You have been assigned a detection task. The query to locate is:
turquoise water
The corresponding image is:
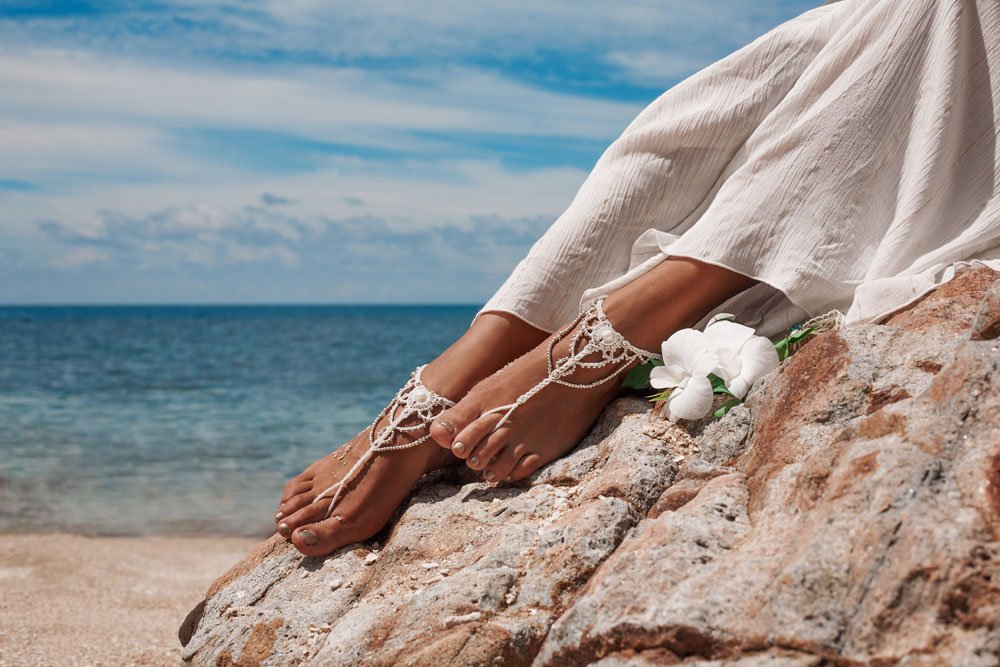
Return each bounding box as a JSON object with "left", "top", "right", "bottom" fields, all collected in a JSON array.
[{"left": 0, "top": 305, "right": 478, "bottom": 536}]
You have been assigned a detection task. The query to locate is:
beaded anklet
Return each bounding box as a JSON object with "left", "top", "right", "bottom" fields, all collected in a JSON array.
[
  {"left": 482, "top": 297, "right": 661, "bottom": 432},
  {"left": 311, "top": 365, "right": 453, "bottom": 519}
]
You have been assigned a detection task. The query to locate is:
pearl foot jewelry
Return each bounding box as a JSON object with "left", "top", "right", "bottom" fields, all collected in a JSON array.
[
  {"left": 311, "top": 365, "right": 454, "bottom": 518},
  {"left": 482, "top": 297, "right": 661, "bottom": 432}
]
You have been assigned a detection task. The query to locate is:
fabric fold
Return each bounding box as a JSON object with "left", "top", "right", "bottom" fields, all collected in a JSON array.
[{"left": 480, "top": 0, "right": 1000, "bottom": 338}]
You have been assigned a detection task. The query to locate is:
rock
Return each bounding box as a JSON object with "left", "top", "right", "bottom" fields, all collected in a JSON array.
[
  {"left": 180, "top": 398, "right": 680, "bottom": 666},
  {"left": 181, "top": 266, "right": 1000, "bottom": 666},
  {"left": 971, "top": 277, "right": 1000, "bottom": 341},
  {"left": 536, "top": 266, "right": 1000, "bottom": 666}
]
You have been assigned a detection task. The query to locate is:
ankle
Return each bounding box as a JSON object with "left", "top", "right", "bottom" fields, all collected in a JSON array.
[
  {"left": 421, "top": 313, "right": 547, "bottom": 399},
  {"left": 534, "top": 299, "right": 659, "bottom": 393},
  {"left": 420, "top": 357, "right": 481, "bottom": 401},
  {"left": 598, "top": 294, "right": 689, "bottom": 354},
  {"left": 599, "top": 257, "right": 758, "bottom": 351}
]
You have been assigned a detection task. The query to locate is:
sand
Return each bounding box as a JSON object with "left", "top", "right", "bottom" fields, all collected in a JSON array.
[{"left": 0, "top": 534, "right": 257, "bottom": 666}]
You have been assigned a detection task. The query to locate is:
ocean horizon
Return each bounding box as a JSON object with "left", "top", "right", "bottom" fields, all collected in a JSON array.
[{"left": 0, "top": 304, "right": 481, "bottom": 537}]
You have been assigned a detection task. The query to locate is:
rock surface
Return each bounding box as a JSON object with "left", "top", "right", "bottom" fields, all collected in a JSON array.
[{"left": 180, "top": 266, "right": 1000, "bottom": 666}]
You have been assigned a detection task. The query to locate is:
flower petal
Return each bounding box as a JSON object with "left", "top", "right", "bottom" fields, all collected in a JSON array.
[
  {"left": 690, "top": 349, "right": 722, "bottom": 378},
  {"left": 703, "top": 320, "right": 756, "bottom": 353},
  {"left": 649, "top": 364, "right": 686, "bottom": 389},
  {"left": 702, "top": 320, "right": 755, "bottom": 379},
  {"left": 666, "top": 373, "right": 715, "bottom": 421},
  {"left": 660, "top": 328, "right": 709, "bottom": 372},
  {"left": 705, "top": 312, "right": 736, "bottom": 327},
  {"left": 728, "top": 335, "right": 780, "bottom": 398},
  {"left": 715, "top": 350, "right": 742, "bottom": 381}
]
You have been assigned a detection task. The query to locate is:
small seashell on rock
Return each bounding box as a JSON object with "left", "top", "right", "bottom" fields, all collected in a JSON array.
[{"left": 442, "top": 611, "right": 482, "bottom": 628}]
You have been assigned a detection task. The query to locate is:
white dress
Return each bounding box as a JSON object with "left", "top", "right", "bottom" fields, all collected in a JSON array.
[{"left": 479, "top": 0, "right": 1000, "bottom": 338}]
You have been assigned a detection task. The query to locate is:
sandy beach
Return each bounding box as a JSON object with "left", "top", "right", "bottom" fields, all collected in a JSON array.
[{"left": 0, "top": 534, "right": 256, "bottom": 666}]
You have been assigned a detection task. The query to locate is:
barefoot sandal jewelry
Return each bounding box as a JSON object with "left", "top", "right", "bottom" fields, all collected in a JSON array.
[
  {"left": 482, "top": 297, "right": 661, "bottom": 432},
  {"left": 311, "top": 365, "right": 453, "bottom": 518}
]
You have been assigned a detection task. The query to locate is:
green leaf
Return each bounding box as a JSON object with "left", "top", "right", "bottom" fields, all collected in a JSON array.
[
  {"left": 773, "top": 325, "right": 818, "bottom": 361},
  {"left": 622, "top": 359, "right": 663, "bottom": 389},
  {"left": 647, "top": 390, "right": 672, "bottom": 403},
  {"left": 713, "top": 398, "right": 742, "bottom": 419},
  {"left": 788, "top": 326, "right": 817, "bottom": 343},
  {"left": 706, "top": 373, "right": 736, "bottom": 396}
]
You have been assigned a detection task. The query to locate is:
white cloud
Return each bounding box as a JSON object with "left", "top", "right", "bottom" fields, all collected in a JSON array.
[
  {"left": 48, "top": 246, "right": 109, "bottom": 269},
  {"left": 605, "top": 51, "right": 714, "bottom": 87},
  {"left": 0, "top": 47, "right": 639, "bottom": 243},
  {"left": 28, "top": 196, "right": 553, "bottom": 303},
  {"left": 223, "top": 243, "right": 300, "bottom": 267},
  {"left": 0, "top": 50, "right": 641, "bottom": 145},
  {"left": 142, "top": 0, "right": 817, "bottom": 78},
  {"left": 0, "top": 0, "right": 821, "bottom": 302},
  {"left": 3, "top": 155, "right": 589, "bottom": 259},
  {"left": 0, "top": 122, "right": 172, "bottom": 179}
]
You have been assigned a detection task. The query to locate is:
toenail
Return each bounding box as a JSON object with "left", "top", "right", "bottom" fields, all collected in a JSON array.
[
  {"left": 505, "top": 475, "right": 512, "bottom": 482},
  {"left": 275, "top": 512, "right": 284, "bottom": 521},
  {"left": 469, "top": 455, "right": 479, "bottom": 466},
  {"left": 484, "top": 470, "right": 496, "bottom": 481},
  {"left": 298, "top": 529, "right": 319, "bottom": 545},
  {"left": 278, "top": 522, "right": 291, "bottom": 536},
  {"left": 439, "top": 418, "right": 456, "bottom": 434},
  {"left": 452, "top": 441, "right": 466, "bottom": 455}
]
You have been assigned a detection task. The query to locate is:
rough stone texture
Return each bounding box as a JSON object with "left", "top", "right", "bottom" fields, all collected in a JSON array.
[
  {"left": 180, "top": 398, "right": 684, "bottom": 666},
  {"left": 181, "top": 266, "right": 1000, "bottom": 666}
]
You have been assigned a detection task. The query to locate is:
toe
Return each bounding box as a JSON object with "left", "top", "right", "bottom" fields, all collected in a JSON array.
[
  {"left": 280, "top": 480, "right": 312, "bottom": 504},
  {"left": 508, "top": 453, "right": 544, "bottom": 481},
  {"left": 276, "top": 488, "right": 315, "bottom": 521},
  {"left": 279, "top": 497, "right": 329, "bottom": 537},
  {"left": 430, "top": 404, "right": 477, "bottom": 451},
  {"left": 451, "top": 411, "right": 504, "bottom": 462},
  {"left": 292, "top": 515, "right": 361, "bottom": 557},
  {"left": 483, "top": 443, "right": 524, "bottom": 483},
  {"left": 467, "top": 431, "right": 508, "bottom": 472}
]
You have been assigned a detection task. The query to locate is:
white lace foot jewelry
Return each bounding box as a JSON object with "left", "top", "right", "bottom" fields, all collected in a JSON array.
[
  {"left": 311, "top": 365, "right": 454, "bottom": 519},
  {"left": 482, "top": 297, "right": 662, "bottom": 432},
  {"left": 802, "top": 308, "right": 845, "bottom": 333}
]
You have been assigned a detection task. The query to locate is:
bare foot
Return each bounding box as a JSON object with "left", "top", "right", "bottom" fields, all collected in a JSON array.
[
  {"left": 275, "top": 412, "right": 456, "bottom": 557},
  {"left": 274, "top": 313, "right": 547, "bottom": 557},
  {"left": 429, "top": 257, "right": 761, "bottom": 484},
  {"left": 429, "top": 303, "right": 654, "bottom": 484}
]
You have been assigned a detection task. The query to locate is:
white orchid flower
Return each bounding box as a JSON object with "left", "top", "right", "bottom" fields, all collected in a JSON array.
[
  {"left": 649, "top": 329, "right": 720, "bottom": 421},
  {"left": 705, "top": 312, "right": 736, "bottom": 327},
  {"left": 702, "top": 320, "right": 779, "bottom": 399}
]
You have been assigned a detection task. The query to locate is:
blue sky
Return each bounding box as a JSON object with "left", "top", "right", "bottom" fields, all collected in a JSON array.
[{"left": 0, "top": 0, "right": 819, "bottom": 304}]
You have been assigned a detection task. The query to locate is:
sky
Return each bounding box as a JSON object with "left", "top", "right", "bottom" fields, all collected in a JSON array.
[{"left": 0, "top": 0, "right": 819, "bottom": 304}]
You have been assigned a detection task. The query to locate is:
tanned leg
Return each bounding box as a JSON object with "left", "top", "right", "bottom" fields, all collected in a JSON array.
[
  {"left": 429, "top": 257, "right": 757, "bottom": 482},
  {"left": 276, "top": 312, "right": 547, "bottom": 557}
]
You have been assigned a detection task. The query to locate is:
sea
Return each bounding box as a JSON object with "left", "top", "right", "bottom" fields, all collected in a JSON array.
[{"left": 0, "top": 305, "right": 479, "bottom": 537}]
